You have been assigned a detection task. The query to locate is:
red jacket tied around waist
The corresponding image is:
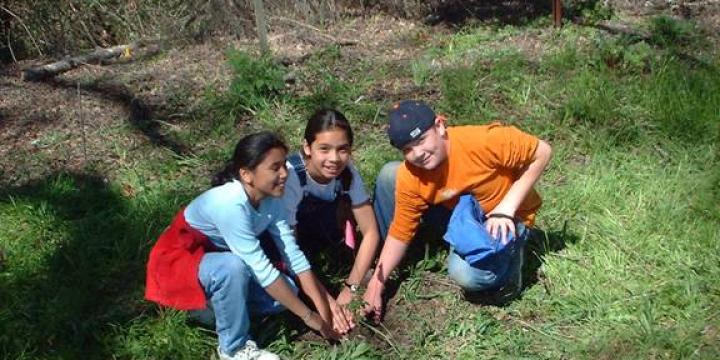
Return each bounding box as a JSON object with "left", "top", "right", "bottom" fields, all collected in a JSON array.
[{"left": 145, "top": 209, "right": 215, "bottom": 310}]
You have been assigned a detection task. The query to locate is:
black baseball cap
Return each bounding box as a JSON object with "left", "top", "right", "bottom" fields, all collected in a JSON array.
[{"left": 387, "top": 100, "right": 436, "bottom": 149}]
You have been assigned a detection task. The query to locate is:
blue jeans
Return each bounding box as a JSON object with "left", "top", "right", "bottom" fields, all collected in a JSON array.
[
  {"left": 373, "top": 161, "right": 527, "bottom": 293},
  {"left": 197, "top": 252, "right": 297, "bottom": 355}
]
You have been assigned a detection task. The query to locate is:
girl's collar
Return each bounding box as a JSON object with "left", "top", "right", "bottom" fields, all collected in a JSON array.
[
  {"left": 300, "top": 153, "right": 334, "bottom": 186},
  {"left": 234, "top": 179, "right": 264, "bottom": 210}
]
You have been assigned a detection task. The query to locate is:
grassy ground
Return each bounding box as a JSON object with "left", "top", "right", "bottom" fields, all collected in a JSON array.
[{"left": 1, "top": 12, "right": 719, "bottom": 360}]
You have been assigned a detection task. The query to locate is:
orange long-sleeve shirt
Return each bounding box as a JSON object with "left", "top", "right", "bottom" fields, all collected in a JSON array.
[{"left": 388, "top": 123, "right": 542, "bottom": 243}]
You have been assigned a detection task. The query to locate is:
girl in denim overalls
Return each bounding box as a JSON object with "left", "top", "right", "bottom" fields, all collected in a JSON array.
[{"left": 281, "top": 109, "right": 380, "bottom": 334}]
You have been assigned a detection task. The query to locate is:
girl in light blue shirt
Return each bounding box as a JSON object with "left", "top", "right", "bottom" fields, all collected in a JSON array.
[{"left": 146, "top": 132, "right": 338, "bottom": 360}]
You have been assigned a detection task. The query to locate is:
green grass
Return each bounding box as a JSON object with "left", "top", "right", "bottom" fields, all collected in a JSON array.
[{"left": 1, "top": 15, "right": 719, "bottom": 359}]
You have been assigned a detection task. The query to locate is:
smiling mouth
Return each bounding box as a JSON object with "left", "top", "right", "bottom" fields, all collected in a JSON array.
[{"left": 324, "top": 166, "right": 341, "bottom": 174}]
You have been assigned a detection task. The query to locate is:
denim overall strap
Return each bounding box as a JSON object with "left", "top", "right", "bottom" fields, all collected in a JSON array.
[
  {"left": 287, "top": 152, "right": 307, "bottom": 188},
  {"left": 289, "top": 153, "right": 355, "bottom": 274},
  {"left": 288, "top": 151, "right": 344, "bottom": 198}
]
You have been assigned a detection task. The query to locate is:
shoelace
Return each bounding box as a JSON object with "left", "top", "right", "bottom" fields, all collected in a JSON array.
[{"left": 237, "top": 341, "right": 260, "bottom": 359}]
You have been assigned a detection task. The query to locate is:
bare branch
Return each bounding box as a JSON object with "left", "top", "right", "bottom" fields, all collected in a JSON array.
[
  {"left": 22, "top": 41, "right": 160, "bottom": 81},
  {"left": 0, "top": 4, "right": 44, "bottom": 57},
  {"left": 269, "top": 15, "right": 358, "bottom": 46},
  {"left": 6, "top": 30, "right": 18, "bottom": 63}
]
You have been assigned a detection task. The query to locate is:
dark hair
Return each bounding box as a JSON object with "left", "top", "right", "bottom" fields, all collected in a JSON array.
[
  {"left": 304, "top": 109, "right": 354, "bottom": 148},
  {"left": 303, "top": 109, "right": 354, "bottom": 189},
  {"left": 303, "top": 109, "right": 356, "bottom": 231},
  {"left": 212, "top": 131, "right": 288, "bottom": 187}
]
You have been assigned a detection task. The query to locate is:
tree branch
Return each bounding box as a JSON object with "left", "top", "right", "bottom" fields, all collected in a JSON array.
[
  {"left": 22, "top": 41, "right": 159, "bottom": 81},
  {"left": 0, "top": 4, "right": 44, "bottom": 57},
  {"left": 269, "top": 15, "right": 358, "bottom": 46}
]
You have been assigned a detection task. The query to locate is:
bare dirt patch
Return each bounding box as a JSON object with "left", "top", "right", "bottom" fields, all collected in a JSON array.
[{"left": 0, "top": 14, "right": 441, "bottom": 188}]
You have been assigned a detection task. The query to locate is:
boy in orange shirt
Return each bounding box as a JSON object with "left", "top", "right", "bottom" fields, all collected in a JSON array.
[{"left": 364, "top": 100, "right": 552, "bottom": 321}]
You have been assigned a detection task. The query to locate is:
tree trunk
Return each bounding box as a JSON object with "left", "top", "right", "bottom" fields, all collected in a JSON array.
[{"left": 252, "top": 0, "right": 269, "bottom": 54}]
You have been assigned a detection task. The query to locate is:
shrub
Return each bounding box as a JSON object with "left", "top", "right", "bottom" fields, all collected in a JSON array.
[
  {"left": 650, "top": 15, "right": 699, "bottom": 49},
  {"left": 223, "top": 50, "right": 287, "bottom": 114},
  {"left": 563, "top": 0, "right": 613, "bottom": 22}
]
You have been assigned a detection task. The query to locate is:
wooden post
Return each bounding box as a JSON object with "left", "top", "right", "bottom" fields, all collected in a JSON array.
[
  {"left": 252, "top": 0, "right": 269, "bottom": 54},
  {"left": 552, "top": 0, "right": 563, "bottom": 28}
]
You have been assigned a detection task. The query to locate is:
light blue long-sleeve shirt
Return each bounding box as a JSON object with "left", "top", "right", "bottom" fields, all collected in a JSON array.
[{"left": 184, "top": 180, "right": 311, "bottom": 287}]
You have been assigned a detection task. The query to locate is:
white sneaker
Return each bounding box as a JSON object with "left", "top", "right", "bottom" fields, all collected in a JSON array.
[{"left": 217, "top": 340, "right": 280, "bottom": 360}]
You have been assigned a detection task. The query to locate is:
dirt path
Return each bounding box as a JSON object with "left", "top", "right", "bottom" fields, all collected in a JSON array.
[{"left": 0, "top": 36, "right": 237, "bottom": 186}]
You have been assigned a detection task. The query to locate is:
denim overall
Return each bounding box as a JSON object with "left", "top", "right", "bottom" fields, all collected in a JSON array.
[{"left": 287, "top": 152, "right": 356, "bottom": 272}]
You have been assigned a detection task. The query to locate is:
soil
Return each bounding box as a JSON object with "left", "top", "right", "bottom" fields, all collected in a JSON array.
[{"left": 0, "top": 13, "right": 444, "bottom": 188}]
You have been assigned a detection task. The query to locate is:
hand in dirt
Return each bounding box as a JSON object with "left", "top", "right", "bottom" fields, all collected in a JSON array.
[
  {"left": 331, "top": 290, "right": 355, "bottom": 334},
  {"left": 363, "top": 278, "right": 384, "bottom": 323},
  {"left": 336, "top": 286, "right": 354, "bottom": 308},
  {"left": 336, "top": 288, "right": 359, "bottom": 321},
  {"left": 304, "top": 312, "right": 341, "bottom": 341},
  {"left": 485, "top": 215, "right": 515, "bottom": 245}
]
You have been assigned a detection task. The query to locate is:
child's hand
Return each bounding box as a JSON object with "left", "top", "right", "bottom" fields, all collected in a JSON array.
[
  {"left": 336, "top": 287, "right": 359, "bottom": 328},
  {"left": 336, "top": 286, "right": 354, "bottom": 308},
  {"left": 304, "top": 311, "right": 341, "bottom": 340},
  {"left": 363, "top": 278, "right": 384, "bottom": 323},
  {"left": 485, "top": 214, "right": 516, "bottom": 245},
  {"left": 328, "top": 295, "right": 355, "bottom": 334}
]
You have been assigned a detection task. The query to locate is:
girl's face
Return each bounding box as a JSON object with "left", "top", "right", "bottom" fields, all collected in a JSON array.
[
  {"left": 240, "top": 147, "right": 289, "bottom": 199},
  {"left": 303, "top": 128, "right": 351, "bottom": 183}
]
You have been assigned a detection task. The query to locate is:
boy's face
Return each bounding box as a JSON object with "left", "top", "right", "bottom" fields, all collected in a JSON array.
[{"left": 401, "top": 121, "right": 448, "bottom": 170}]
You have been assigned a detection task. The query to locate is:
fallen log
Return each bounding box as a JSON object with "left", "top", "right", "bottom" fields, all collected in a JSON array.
[
  {"left": 593, "top": 20, "right": 652, "bottom": 42},
  {"left": 572, "top": 16, "right": 652, "bottom": 43},
  {"left": 269, "top": 15, "right": 358, "bottom": 46},
  {"left": 22, "top": 42, "right": 157, "bottom": 81}
]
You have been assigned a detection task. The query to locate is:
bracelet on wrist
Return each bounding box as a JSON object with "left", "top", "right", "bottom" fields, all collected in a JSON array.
[
  {"left": 343, "top": 280, "right": 360, "bottom": 293},
  {"left": 485, "top": 213, "right": 515, "bottom": 221}
]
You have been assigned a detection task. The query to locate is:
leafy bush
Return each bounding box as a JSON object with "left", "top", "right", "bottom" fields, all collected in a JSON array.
[
  {"left": 294, "top": 72, "right": 349, "bottom": 113},
  {"left": 203, "top": 49, "right": 287, "bottom": 131},
  {"left": 546, "top": 30, "right": 720, "bottom": 146},
  {"left": 592, "top": 37, "right": 654, "bottom": 74},
  {"left": 226, "top": 50, "right": 286, "bottom": 113},
  {"left": 563, "top": 0, "right": 613, "bottom": 22},
  {"left": 650, "top": 15, "right": 700, "bottom": 49}
]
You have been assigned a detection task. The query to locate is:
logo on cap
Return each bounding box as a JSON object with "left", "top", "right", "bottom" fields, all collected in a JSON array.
[{"left": 410, "top": 127, "right": 422, "bottom": 139}]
